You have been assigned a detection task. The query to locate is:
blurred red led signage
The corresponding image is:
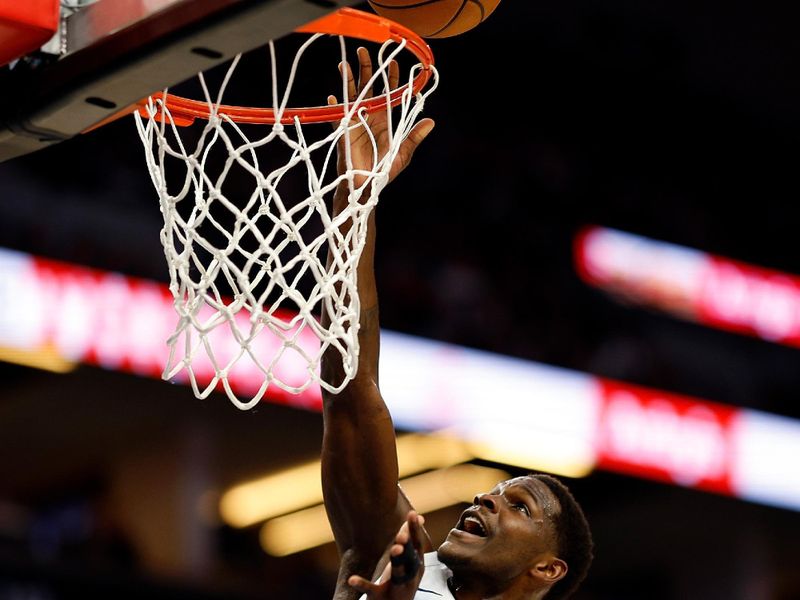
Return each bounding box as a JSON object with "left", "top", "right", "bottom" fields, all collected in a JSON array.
[
  {"left": 575, "top": 226, "right": 800, "bottom": 347},
  {"left": 0, "top": 250, "right": 320, "bottom": 408},
  {"left": 596, "top": 380, "right": 738, "bottom": 495}
]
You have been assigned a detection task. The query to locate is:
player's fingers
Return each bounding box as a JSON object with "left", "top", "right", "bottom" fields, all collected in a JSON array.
[
  {"left": 388, "top": 59, "right": 400, "bottom": 92},
  {"left": 348, "top": 575, "right": 379, "bottom": 594},
  {"left": 357, "top": 47, "right": 374, "bottom": 98},
  {"left": 327, "top": 95, "right": 343, "bottom": 132},
  {"left": 390, "top": 118, "right": 434, "bottom": 181},
  {"left": 394, "top": 520, "right": 410, "bottom": 544},
  {"left": 390, "top": 538, "right": 421, "bottom": 584},
  {"left": 408, "top": 512, "right": 426, "bottom": 550},
  {"left": 339, "top": 61, "right": 357, "bottom": 101},
  {"left": 399, "top": 118, "right": 435, "bottom": 159},
  {"left": 409, "top": 118, "right": 435, "bottom": 145}
]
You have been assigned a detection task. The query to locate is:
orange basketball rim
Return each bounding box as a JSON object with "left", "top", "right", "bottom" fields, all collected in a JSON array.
[{"left": 90, "top": 8, "right": 434, "bottom": 130}]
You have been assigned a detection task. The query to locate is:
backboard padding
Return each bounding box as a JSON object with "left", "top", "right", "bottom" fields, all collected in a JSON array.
[{"left": 0, "top": 0, "right": 362, "bottom": 163}]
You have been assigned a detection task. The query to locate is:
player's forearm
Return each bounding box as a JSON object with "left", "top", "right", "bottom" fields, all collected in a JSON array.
[
  {"left": 356, "top": 209, "right": 378, "bottom": 313},
  {"left": 320, "top": 185, "right": 407, "bottom": 565},
  {"left": 321, "top": 185, "right": 380, "bottom": 387},
  {"left": 320, "top": 316, "right": 405, "bottom": 573}
]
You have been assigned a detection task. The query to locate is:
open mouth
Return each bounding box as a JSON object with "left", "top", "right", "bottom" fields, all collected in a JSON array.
[{"left": 458, "top": 514, "right": 488, "bottom": 537}]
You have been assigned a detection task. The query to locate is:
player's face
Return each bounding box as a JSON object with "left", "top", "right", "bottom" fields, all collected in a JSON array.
[{"left": 437, "top": 476, "right": 560, "bottom": 586}]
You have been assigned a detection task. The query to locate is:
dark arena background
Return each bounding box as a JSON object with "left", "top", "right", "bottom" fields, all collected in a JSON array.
[{"left": 1, "top": 1, "right": 799, "bottom": 599}]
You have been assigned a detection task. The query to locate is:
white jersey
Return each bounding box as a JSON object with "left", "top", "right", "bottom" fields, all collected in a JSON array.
[{"left": 358, "top": 552, "right": 455, "bottom": 599}]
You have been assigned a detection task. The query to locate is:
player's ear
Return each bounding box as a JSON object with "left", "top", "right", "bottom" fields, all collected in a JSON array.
[{"left": 530, "top": 556, "right": 567, "bottom": 585}]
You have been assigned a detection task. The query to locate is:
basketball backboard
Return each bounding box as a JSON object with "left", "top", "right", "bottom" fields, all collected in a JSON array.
[{"left": 0, "top": 0, "right": 362, "bottom": 163}]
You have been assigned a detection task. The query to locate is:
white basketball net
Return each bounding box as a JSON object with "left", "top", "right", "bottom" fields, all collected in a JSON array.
[{"left": 135, "top": 33, "right": 437, "bottom": 409}]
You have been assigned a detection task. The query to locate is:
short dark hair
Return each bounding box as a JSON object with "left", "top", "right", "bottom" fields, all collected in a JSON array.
[{"left": 530, "top": 474, "right": 594, "bottom": 600}]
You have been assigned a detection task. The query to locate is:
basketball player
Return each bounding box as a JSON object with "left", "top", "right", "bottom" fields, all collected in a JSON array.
[{"left": 321, "top": 48, "right": 593, "bottom": 600}]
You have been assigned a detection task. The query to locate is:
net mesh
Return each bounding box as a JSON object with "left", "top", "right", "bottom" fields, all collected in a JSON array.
[{"left": 135, "top": 32, "right": 437, "bottom": 409}]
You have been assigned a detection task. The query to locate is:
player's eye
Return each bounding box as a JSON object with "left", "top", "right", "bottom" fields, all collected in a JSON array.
[{"left": 512, "top": 503, "right": 530, "bottom": 516}]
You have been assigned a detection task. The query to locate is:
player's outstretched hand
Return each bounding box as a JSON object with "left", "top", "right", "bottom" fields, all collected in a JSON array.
[
  {"left": 328, "top": 46, "right": 435, "bottom": 186},
  {"left": 348, "top": 511, "right": 427, "bottom": 600}
]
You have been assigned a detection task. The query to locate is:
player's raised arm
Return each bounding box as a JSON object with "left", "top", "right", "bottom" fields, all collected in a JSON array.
[{"left": 320, "top": 47, "right": 434, "bottom": 599}]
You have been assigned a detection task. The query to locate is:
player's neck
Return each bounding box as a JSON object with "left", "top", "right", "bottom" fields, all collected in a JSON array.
[{"left": 447, "top": 576, "right": 485, "bottom": 600}]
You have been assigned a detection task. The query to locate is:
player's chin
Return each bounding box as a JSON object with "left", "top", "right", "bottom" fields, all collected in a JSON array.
[
  {"left": 437, "top": 530, "right": 487, "bottom": 564},
  {"left": 436, "top": 540, "right": 459, "bottom": 566},
  {"left": 443, "top": 527, "right": 490, "bottom": 545}
]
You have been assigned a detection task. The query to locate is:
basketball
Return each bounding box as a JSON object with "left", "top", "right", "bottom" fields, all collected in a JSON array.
[{"left": 368, "top": 0, "right": 501, "bottom": 39}]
